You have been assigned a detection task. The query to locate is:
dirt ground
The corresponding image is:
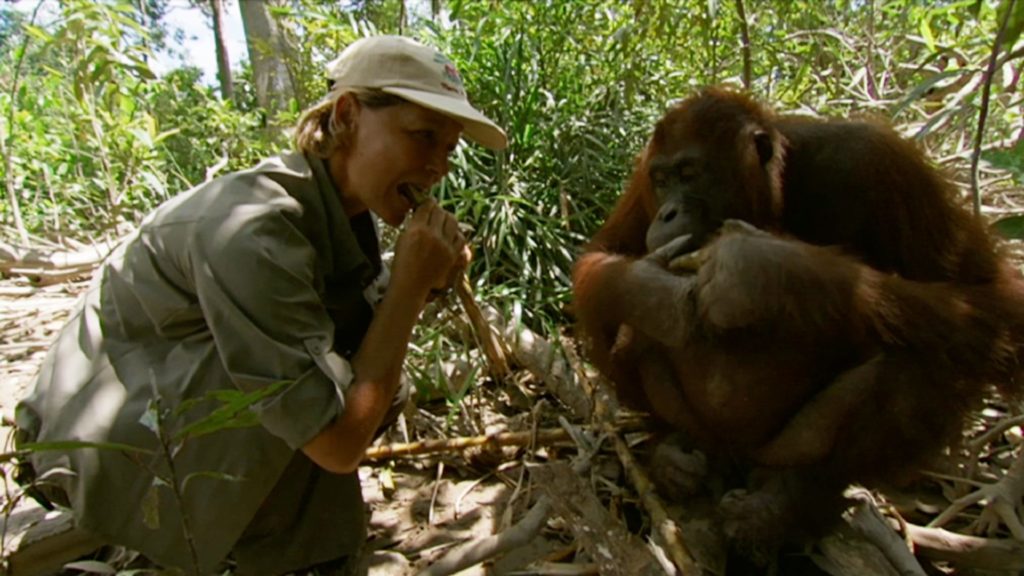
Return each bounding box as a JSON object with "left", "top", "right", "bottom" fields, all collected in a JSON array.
[
  {"left": 0, "top": 276, "right": 83, "bottom": 445},
  {"left": 0, "top": 273, "right": 609, "bottom": 574}
]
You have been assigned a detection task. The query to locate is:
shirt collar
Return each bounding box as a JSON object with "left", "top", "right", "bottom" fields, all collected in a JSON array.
[{"left": 306, "top": 154, "right": 381, "bottom": 286}]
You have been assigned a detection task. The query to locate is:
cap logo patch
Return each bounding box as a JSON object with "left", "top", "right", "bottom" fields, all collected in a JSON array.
[{"left": 433, "top": 52, "right": 465, "bottom": 95}]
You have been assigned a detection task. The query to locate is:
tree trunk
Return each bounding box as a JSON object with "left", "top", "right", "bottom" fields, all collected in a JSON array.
[
  {"left": 734, "top": 0, "right": 752, "bottom": 91},
  {"left": 1, "top": 120, "right": 29, "bottom": 246},
  {"left": 239, "top": 0, "right": 294, "bottom": 115},
  {"left": 210, "top": 0, "right": 234, "bottom": 101}
]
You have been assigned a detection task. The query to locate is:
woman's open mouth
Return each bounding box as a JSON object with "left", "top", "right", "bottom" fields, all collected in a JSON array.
[{"left": 399, "top": 183, "right": 429, "bottom": 208}]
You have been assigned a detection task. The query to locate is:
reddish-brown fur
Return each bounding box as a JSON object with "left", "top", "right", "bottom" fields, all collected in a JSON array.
[{"left": 573, "top": 88, "right": 1024, "bottom": 547}]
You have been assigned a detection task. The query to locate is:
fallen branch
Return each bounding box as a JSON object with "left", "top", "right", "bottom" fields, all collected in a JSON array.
[
  {"left": 577, "top": 362, "right": 700, "bottom": 573},
  {"left": 508, "top": 326, "right": 592, "bottom": 421},
  {"left": 906, "top": 523, "right": 1024, "bottom": 571},
  {"left": 606, "top": 421, "right": 700, "bottom": 575},
  {"left": 0, "top": 342, "right": 52, "bottom": 354},
  {"left": 968, "top": 414, "right": 1024, "bottom": 453},
  {"left": 971, "top": 448, "right": 1024, "bottom": 540},
  {"left": 814, "top": 488, "right": 926, "bottom": 576},
  {"left": 364, "top": 418, "right": 647, "bottom": 461},
  {"left": 1, "top": 266, "right": 96, "bottom": 286},
  {"left": 0, "top": 237, "right": 120, "bottom": 284},
  {"left": 418, "top": 424, "right": 602, "bottom": 576},
  {"left": 0, "top": 239, "right": 114, "bottom": 270},
  {"left": 533, "top": 460, "right": 663, "bottom": 575},
  {"left": 845, "top": 490, "right": 926, "bottom": 576},
  {"left": 417, "top": 493, "right": 552, "bottom": 576},
  {"left": 929, "top": 448, "right": 1024, "bottom": 540}
]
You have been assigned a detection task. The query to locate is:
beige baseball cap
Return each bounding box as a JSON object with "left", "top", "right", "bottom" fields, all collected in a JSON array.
[{"left": 327, "top": 36, "right": 508, "bottom": 150}]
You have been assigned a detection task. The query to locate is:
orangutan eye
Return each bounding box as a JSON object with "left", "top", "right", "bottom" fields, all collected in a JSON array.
[
  {"left": 650, "top": 169, "right": 667, "bottom": 188},
  {"left": 678, "top": 162, "right": 698, "bottom": 181}
]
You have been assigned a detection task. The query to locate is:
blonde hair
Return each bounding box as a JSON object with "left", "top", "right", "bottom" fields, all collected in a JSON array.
[{"left": 292, "top": 88, "right": 406, "bottom": 158}]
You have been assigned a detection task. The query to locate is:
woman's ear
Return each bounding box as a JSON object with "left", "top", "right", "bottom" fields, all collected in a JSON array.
[{"left": 334, "top": 93, "right": 360, "bottom": 131}]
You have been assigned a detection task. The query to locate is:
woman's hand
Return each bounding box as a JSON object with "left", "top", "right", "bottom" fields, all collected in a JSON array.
[{"left": 391, "top": 199, "right": 466, "bottom": 300}]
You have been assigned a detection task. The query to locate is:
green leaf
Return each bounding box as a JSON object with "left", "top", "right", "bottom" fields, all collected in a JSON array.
[
  {"left": 181, "top": 470, "right": 246, "bottom": 494},
  {"left": 153, "top": 128, "right": 182, "bottom": 144},
  {"left": 141, "top": 484, "right": 160, "bottom": 530},
  {"left": 140, "top": 171, "right": 167, "bottom": 199},
  {"left": 136, "top": 64, "right": 157, "bottom": 81},
  {"left": 139, "top": 404, "right": 159, "bottom": 434},
  {"left": 172, "top": 380, "right": 291, "bottom": 443},
  {"left": 19, "top": 440, "right": 154, "bottom": 455},
  {"left": 970, "top": 0, "right": 985, "bottom": 18},
  {"left": 21, "top": 23, "right": 52, "bottom": 42},
  {"left": 982, "top": 140, "right": 1024, "bottom": 183},
  {"left": 62, "top": 560, "right": 116, "bottom": 574},
  {"left": 129, "top": 127, "right": 153, "bottom": 149},
  {"left": 997, "top": 0, "right": 1024, "bottom": 46},
  {"left": 919, "top": 17, "right": 937, "bottom": 52},
  {"left": 991, "top": 215, "right": 1024, "bottom": 239},
  {"left": 892, "top": 70, "right": 969, "bottom": 115},
  {"left": 709, "top": 0, "right": 721, "bottom": 18}
]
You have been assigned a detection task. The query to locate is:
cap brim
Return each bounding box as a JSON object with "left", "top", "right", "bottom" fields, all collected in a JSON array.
[{"left": 382, "top": 87, "right": 508, "bottom": 150}]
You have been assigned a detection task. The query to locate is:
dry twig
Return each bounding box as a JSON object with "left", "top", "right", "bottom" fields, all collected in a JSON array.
[
  {"left": 533, "top": 460, "right": 664, "bottom": 575},
  {"left": 907, "top": 523, "right": 1024, "bottom": 571},
  {"left": 929, "top": 448, "right": 1024, "bottom": 540},
  {"left": 417, "top": 494, "right": 552, "bottom": 576},
  {"left": 417, "top": 421, "right": 601, "bottom": 576},
  {"left": 454, "top": 276, "right": 511, "bottom": 382},
  {"left": 813, "top": 488, "right": 926, "bottom": 576},
  {"left": 364, "top": 419, "right": 645, "bottom": 461},
  {"left": 579, "top": 353, "right": 701, "bottom": 574}
]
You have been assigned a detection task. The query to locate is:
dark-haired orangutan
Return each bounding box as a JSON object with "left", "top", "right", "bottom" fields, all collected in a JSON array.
[{"left": 572, "top": 87, "right": 1024, "bottom": 550}]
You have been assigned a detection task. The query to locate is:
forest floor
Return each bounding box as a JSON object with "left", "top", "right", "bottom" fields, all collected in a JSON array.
[
  {"left": 0, "top": 270, "right": 634, "bottom": 575},
  {"left": 3, "top": 189, "right": 1024, "bottom": 574}
]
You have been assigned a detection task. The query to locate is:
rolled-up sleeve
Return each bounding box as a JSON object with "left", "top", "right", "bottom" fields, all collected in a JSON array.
[{"left": 189, "top": 202, "right": 352, "bottom": 449}]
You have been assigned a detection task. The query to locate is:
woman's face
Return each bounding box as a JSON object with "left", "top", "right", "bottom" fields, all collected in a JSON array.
[{"left": 332, "top": 96, "right": 464, "bottom": 226}]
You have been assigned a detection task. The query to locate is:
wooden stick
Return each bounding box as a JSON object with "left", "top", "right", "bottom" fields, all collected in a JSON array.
[
  {"left": 419, "top": 424, "right": 601, "bottom": 575},
  {"left": 453, "top": 275, "right": 510, "bottom": 382},
  {"left": 418, "top": 495, "right": 553, "bottom": 576},
  {"left": 364, "top": 418, "right": 648, "bottom": 461},
  {"left": 906, "top": 523, "right": 1024, "bottom": 571},
  {"left": 404, "top": 188, "right": 510, "bottom": 383},
  {"left": 582, "top": 361, "right": 701, "bottom": 574},
  {"left": 605, "top": 423, "right": 701, "bottom": 575}
]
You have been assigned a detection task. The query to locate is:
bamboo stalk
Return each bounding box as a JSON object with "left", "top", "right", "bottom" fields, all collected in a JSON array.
[{"left": 364, "top": 418, "right": 647, "bottom": 461}]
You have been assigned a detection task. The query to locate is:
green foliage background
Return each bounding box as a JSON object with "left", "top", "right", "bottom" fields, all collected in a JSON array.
[{"left": 1, "top": 0, "right": 1022, "bottom": 333}]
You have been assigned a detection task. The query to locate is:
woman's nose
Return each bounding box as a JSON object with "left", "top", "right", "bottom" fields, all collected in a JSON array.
[{"left": 426, "top": 151, "right": 450, "bottom": 180}]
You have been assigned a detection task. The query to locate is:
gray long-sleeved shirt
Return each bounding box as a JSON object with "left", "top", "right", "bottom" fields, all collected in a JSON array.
[{"left": 17, "top": 152, "right": 384, "bottom": 573}]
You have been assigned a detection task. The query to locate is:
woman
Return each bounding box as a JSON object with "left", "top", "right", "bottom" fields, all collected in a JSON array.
[{"left": 15, "top": 35, "right": 506, "bottom": 574}]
